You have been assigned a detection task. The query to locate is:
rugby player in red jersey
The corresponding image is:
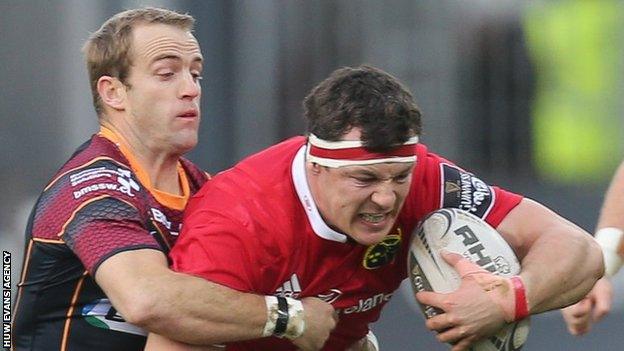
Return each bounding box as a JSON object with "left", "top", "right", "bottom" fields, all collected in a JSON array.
[{"left": 147, "top": 65, "right": 603, "bottom": 351}]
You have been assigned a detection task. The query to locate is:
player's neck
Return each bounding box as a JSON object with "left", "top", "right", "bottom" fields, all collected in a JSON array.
[
  {"left": 101, "top": 122, "right": 183, "bottom": 195},
  {"left": 138, "top": 152, "right": 182, "bottom": 195}
]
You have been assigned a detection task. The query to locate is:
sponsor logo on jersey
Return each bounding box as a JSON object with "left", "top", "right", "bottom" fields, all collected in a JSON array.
[
  {"left": 71, "top": 167, "right": 140, "bottom": 199},
  {"left": 440, "top": 164, "right": 494, "bottom": 218},
  {"left": 70, "top": 167, "right": 117, "bottom": 186},
  {"left": 275, "top": 275, "right": 344, "bottom": 304},
  {"left": 82, "top": 298, "right": 146, "bottom": 336},
  {"left": 73, "top": 183, "right": 120, "bottom": 199},
  {"left": 317, "top": 289, "right": 343, "bottom": 304},
  {"left": 275, "top": 273, "right": 302, "bottom": 298},
  {"left": 444, "top": 181, "right": 461, "bottom": 194},
  {"left": 151, "top": 208, "right": 172, "bottom": 230},
  {"left": 362, "top": 228, "right": 402, "bottom": 269},
  {"left": 341, "top": 292, "right": 393, "bottom": 314},
  {"left": 116, "top": 168, "right": 140, "bottom": 196}
]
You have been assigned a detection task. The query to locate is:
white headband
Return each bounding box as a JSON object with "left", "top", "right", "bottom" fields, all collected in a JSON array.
[{"left": 306, "top": 134, "right": 419, "bottom": 168}]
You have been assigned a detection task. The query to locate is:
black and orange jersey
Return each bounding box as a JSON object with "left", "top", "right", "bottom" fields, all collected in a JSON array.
[{"left": 11, "top": 128, "right": 208, "bottom": 351}]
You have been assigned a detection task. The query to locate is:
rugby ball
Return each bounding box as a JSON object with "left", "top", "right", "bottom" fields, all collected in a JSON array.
[{"left": 408, "top": 208, "right": 530, "bottom": 351}]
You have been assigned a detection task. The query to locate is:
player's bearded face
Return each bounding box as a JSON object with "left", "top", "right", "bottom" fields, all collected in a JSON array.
[
  {"left": 312, "top": 161, "right": 414, "bottom": 246},
  {"left": 122, "top": 23, "right": 203, "bottom": 154}
]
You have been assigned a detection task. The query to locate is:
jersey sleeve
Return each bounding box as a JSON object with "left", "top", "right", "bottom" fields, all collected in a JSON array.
[
  {"left": 410, "top": 151, "right": 523, "bottom": 228},
  {"left": 32, "top": 159, "right": 161, "bottom": 275},
  {"left": 63, "top": 196, "right": 161, "bottom": 275}
]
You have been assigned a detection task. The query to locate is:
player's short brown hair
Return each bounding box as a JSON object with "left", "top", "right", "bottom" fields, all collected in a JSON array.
[
  {"left": 83, "top": 7, "right": 195, "bottom": 117},
  {"left": 304, "top": 65, "right": 422, "bottom": 151}
]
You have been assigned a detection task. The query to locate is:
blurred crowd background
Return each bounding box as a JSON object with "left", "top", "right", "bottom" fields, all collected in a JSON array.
[{"left": 2, "top": 0, "right": 624, "bottom": 349}]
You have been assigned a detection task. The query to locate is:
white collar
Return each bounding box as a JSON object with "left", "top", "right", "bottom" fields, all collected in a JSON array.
[{"left": 292, "top": 145, "right": 348, "bottom": 243}]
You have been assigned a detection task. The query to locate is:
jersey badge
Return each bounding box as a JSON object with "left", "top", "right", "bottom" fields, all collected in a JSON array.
[
  {"left": 440, "top": 163, "right": 494, "bottom": 218},
  {"left": 362, "top": 228, "right": 402, "bottom": 269}
]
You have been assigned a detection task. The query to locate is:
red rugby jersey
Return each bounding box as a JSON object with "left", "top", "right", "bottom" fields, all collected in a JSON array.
[{"left": 172, "top": 136, "right": 522, "bottom": 350}]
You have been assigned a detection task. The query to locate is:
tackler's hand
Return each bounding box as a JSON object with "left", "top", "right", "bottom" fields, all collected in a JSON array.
[
  {"left": 291, "top": 297, "right": 338, "bottom": 351},
  {"left": 416, "top": 251, "right": 529, "bottom": 351},
  {"left": 562, "top": 277, "right": 613, "bottom": 336}
]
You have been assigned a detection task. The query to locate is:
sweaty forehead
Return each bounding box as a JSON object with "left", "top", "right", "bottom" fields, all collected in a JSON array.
[{"left": 132, "top": 24, "right": 201, "bottom": 63}]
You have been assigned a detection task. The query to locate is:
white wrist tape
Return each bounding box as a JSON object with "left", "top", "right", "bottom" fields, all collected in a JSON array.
[
  {"left": 262, "top": 295, "right": 305, "bottom": 340},
  {"left": 262, "top": 296, "right": 279, "bottom": 337},
  {"left": 284, "top": 298, "right": 305, "bottom": 339},
  {"left": 595, "top": 227, "right": 624, "bottom": 277}
]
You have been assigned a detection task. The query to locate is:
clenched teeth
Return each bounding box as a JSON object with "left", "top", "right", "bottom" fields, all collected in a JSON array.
[{"left": 360, "top": 213, "right": 385, "bottom": 223}]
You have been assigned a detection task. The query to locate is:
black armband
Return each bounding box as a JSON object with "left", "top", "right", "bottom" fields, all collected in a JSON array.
[{"left": 274, "top": 296, "right": 289, "bottom": 337}]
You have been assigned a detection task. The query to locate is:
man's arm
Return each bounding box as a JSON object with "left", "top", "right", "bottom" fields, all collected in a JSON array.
[
  {"left": 95, "top": 249, "right": 268, "bottom": 345},
  {"left": 145, "top": 333, "right": 223, "bottom": 351},
  {"left": 416, "top": 198, "right": 603, "bottom": 350},
  {"left": 96, "top": 249, "right": 337, "bottom": 348},
  {"left": 145, "top": 334, "right": 224, "bottom": 351},
  {"left": 561, "top": 160, "right": 624, "bottom": 335},
  {"left": 590, "top": 160, "right": 624, "bottom": 278},
  {"left": 496, "top": 198, "right": 603, "bottom": 313},
  {"left": 594, "top": 160, "right": 624, "bottom": 233}
]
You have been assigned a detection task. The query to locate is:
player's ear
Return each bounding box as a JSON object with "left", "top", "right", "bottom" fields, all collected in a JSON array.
[{"left": 97, "top": 76, "right": 127, "bottom": 111}]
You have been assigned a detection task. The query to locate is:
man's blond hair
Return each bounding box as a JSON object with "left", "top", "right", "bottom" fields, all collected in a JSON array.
[{"left": 83, "top": 7, "right": 195, "bottom": 117}]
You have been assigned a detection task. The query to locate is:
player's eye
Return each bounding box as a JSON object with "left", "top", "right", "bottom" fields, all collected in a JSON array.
[
  {"left": 191, "top": 72, "right": 203, "bottom": 82},
  {"left": 352, "top": 176, "right": 377, "bottom": 185},
  {"left": 394, "top": 173, "right": 410, "bottom": 183},
  {"left": 157, "top": 72, "right": 174, "bottom": 79}
]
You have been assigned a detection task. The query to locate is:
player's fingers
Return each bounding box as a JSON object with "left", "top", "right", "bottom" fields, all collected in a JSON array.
[
  {"left": 565, "top": 312, "right": 591, "bottom": 336},
  {"left": 567, "top": 321, "right": 591, "bottom": 336},
  {"left": 415, "top": 291, "right": 444, "bottom": 309},
  {"left": 568, "top": 299, "right": 592, "bottom": 318},
  {"left": 587, "top": 277, "right": 613, "bottom": 321},
  {"left": 424, "top": 313, "right": 454, "bottom": 332},
  {"left": 440, "top": 250, "right": 486, "bottom": 277},
  {"left": 562, "top": 303, "right": 592, "bottom": 336},
  {"left": 439, "top": 250, "right": 463, "bottom": 265},
  {"left": 435, "top": 325, "right": 469, "bottom": 344},
  {"left": 592, "top": 298, "right": 612, "bottom": 321}
]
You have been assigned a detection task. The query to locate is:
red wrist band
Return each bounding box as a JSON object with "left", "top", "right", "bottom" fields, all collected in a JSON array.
[{"left": 510, "top": 276, "right": 529, "bottom": 321}]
